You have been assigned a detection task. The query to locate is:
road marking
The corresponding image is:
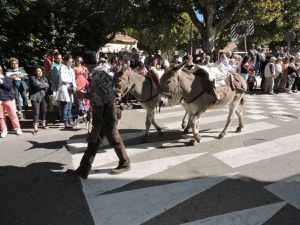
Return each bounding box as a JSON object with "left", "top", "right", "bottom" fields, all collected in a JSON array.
[
  {"left": 267, "top": 106, "right": 287, "bottom": 111},
  {"left": 265, "top": 102, "right": 282, "bottom": 106},
  {"left": 70, "top": 141, "right": 164, "bottom": 169},
  {"left": 83, "top": 153, "right": 207, "bottom": 196},
  {"left": 245, "top": 109, "right": 265, "bottom": 114},
  {"left": 285, "top": 100, "right": 299, "bottom": 103},
  {"left": 155, "top": 109, "right": 228, "bottom": 120},
  {"left": 213, "top": 133, "right": 300, "bottom": 168},
  {"left": 244, "top": 105, "right": 261, "bottom": 109},
  {"left": 164, "top": 114, "right": 228, "bottom": 130},
  {"left": 136, "top": 104, "right": 183, "bottom": 113},
  {"left": 68, "top": 129, "right": 158, "bottom": 153},
  {"left": 89, "top": 173, "right": 237, "bottom": 225},
  {"left": 181, "top": 202, "right": 285, "bottom": 225},
  {"left": 163, "top": 122, "right": 278, "bottom": 147},
  {"left": 288, "top": 103, "right": 300, "bottom": 108},
  {"left": 155, "top": 110, "right": 186, "bottom": 119},
  {"left": 271, "top": 111, "right": 294, "bottom": 115},
  {"left": 246, "top": 115, "right": 268, "bottom": 120},
  {"left": 265, "top": 174, "right": 300, "bottom": 210}
]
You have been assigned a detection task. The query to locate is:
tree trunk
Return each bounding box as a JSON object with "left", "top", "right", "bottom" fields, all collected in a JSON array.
[{"left": 200, "top": 28, "right": 218, "bottom": 53}]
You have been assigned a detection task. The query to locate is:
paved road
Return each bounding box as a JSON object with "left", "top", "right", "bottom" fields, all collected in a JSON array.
[
  {"left": 2, "top": 92, "right": 300, "bottom": 225},
  {"left": 68, "top": 92, "right": 300, "bottom": 225},
  {"left": 0, "top": 121, "right": 94, "bottom": 225}
]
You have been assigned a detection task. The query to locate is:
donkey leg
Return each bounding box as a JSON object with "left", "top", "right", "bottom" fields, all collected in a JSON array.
[
  {"left": 219, "top": 95, "right": 244, "bottom": 138},
  {"left": 144, "top": 112, "right": 153, "bottom": 141},
  {"left": 152, "top": 118, "right": 163, "bottom": 136},
  {"left": 183, "top": 114, "right": 192, "bottom": 134},
  {"left": 191, "top": 116, "right": 201, "bottom": 143},
  {"left": 219, "top": 103, "right": 237, "bottom": 139},
  {"left": 181, "top": 112, "right": 188, "bottom": 129},
  {"left": 235, "top": 105, "right": 244, "bottom": 133}
]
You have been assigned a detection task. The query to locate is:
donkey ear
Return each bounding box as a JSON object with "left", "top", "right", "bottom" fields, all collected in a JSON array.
[{"left": 173, "top": 60, "right": 187, "bottom": 71}]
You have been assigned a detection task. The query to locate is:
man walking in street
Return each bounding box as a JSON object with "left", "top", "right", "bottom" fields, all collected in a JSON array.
[{"left": 68, "top": 65, "right": 130, "bottom": 179}]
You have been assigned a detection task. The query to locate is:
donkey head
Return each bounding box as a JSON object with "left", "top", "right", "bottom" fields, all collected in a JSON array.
[
  {"left": 160, "top": 61, "right": 186, "bottom": 98},
  {"left": 115, "top": 66, "right": 132, "bottom": 97}
]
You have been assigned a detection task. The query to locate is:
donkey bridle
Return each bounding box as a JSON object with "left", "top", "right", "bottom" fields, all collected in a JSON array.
[{"left": 119, "top": 72, "right": 159, "bottom": 103}]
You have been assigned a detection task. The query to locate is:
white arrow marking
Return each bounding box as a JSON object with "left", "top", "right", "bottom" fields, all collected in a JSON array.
[
  {"left": 89, "top": 173, "right": 237, "bottom": 225},
  {"left": 181, "top": 202, "right": 286, "bottom": 225}
]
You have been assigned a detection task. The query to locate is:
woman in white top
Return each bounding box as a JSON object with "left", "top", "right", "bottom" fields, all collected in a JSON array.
[
  {"left": 274, "top": 57, "right": 283, "bottom": 93},
  {"left": 56, "top": 54, "right": 77, "bottom": 128}
]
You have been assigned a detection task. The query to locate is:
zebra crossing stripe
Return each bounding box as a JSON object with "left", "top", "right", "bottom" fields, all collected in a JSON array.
[
  {"left": 68, "top": 121, "right": 278, "bottom": 168},
  {"left": 265, "top": 174, "right": 300, "bottom": 210},
  {"left": 88, "top": 173, "right": 238, "bottom": 225},
  {"left": 181, "top": 202, "right": 285, "bottom": 225},
  {"left": 213, "top": 133, "right": 300, "bottom": 168},
  {"left": 70, "top": 141, "right": 162, "bottom": 169},
  {"left": 82, "top": 153, "right": 207, "bottom": 196},
  {"left": 136, "top": 104, "right": 183, "bottom": 113},
  {"left": 164, "top": 114, "right": 229, "bottom": 129},
  {"left": 163, "top": 112, "right": 273, "bottom": 130},
  {"left": 155, "top": 108, "right": 229, "bottom": 120},
  {"left": 68, "top": 130, "right": 155, "bottom": 154},
  {"left": 163, "top": 122, "right": 277, "bottom": 147},
  {"left": 267, "top": 106, "right": 287, "bottom": 111}
]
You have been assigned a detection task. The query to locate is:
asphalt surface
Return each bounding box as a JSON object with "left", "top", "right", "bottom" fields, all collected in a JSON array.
[{"left": 2, "top": 91, "right": 300, "bottom": 225}]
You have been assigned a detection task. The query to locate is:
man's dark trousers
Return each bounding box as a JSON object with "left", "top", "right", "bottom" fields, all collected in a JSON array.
[{"left": 77, "top": 104, "right": 130, "bottom": 175}]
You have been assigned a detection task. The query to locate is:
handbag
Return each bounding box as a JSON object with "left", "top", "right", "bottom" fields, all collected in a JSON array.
[
  {"left": 288, "top": 72, "right": 297, "bottom": 79},
  {"left": 287, "top": 66, "right": 297, "bottom": 78}
]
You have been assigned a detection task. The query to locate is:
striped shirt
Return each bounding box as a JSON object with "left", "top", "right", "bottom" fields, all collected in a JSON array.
[{"left": 90, "top": 69, "right": 115, "bottom": 106}]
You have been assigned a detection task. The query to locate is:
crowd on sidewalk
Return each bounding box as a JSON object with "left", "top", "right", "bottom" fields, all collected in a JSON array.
[{"left": 1, "top": 45, "right": 300, "bottom": 138}]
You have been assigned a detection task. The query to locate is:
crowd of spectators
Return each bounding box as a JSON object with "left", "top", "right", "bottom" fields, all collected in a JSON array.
[{"left": 1, "top": 45, "right": 300, "bottom": 138}]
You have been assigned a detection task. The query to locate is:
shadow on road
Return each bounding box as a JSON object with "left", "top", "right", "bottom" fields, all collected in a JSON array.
[{"left": 0, "top": 162, "right": 94, "bottom": 225}]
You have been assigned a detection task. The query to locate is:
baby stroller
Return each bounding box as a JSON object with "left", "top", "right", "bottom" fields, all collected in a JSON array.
[{"left": 73, "top": 88, "right": 91, "bottom": 130}]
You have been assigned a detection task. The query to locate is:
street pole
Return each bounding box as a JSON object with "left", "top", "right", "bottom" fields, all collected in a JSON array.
[{"left": 244, "top": 36, "right": 247, "bottom": 55}]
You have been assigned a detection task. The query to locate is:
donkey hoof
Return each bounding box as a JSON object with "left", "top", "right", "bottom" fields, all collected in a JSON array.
[
  {"left": 236, "top": 127, "right": 242, "bottom": 133},
  {"left": 218, "top": 133, "right": 224, "bottom": 139},
  {"left": 157, "top": 130, "right": 164, "bottom": 137},
  {"left": 195, "top": 134, "right": 201, "bottom": 143},
  {"left": 183, "top": 127, "right": 189, "bottom": 134},
  {"left": 142, "top": 136, "right": 149, "bottom": 143},
  {"left": 187, "top": 139, "right": 196, "bottom": 146}
]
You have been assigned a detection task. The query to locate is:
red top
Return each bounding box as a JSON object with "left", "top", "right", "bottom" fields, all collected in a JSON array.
[
  {"left": 74, "top": 65, "right": 89, "bottom": 80},
  {"left": 43, "top": 56, "right": 53, "bottom": 78},
  {"left": 75, "top": 74, "right": 89, "bottom": 91}
]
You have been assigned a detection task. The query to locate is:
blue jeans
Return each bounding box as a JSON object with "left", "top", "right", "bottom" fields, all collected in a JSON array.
[
  {"left": 14, "top": 86, "right": 28, "bottom": 111},
  {"left": 60, "top": 101, "right": 73, "bottom": 125}
]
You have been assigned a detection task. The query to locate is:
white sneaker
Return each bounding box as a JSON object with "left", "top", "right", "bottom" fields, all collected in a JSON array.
[
  {"left": 16, "top": 129, "right": 22, "bottom": 135},
  {"left": 1, "top": 130, "right": 7, "bottom": 138}
]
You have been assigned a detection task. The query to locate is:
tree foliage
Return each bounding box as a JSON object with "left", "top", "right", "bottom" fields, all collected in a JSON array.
[
  {"left": 1, "top": 0, "right": 300, "bottom": 67},
  {"left": 173, "top": 0, "right": 245, "bottom": 52}
]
